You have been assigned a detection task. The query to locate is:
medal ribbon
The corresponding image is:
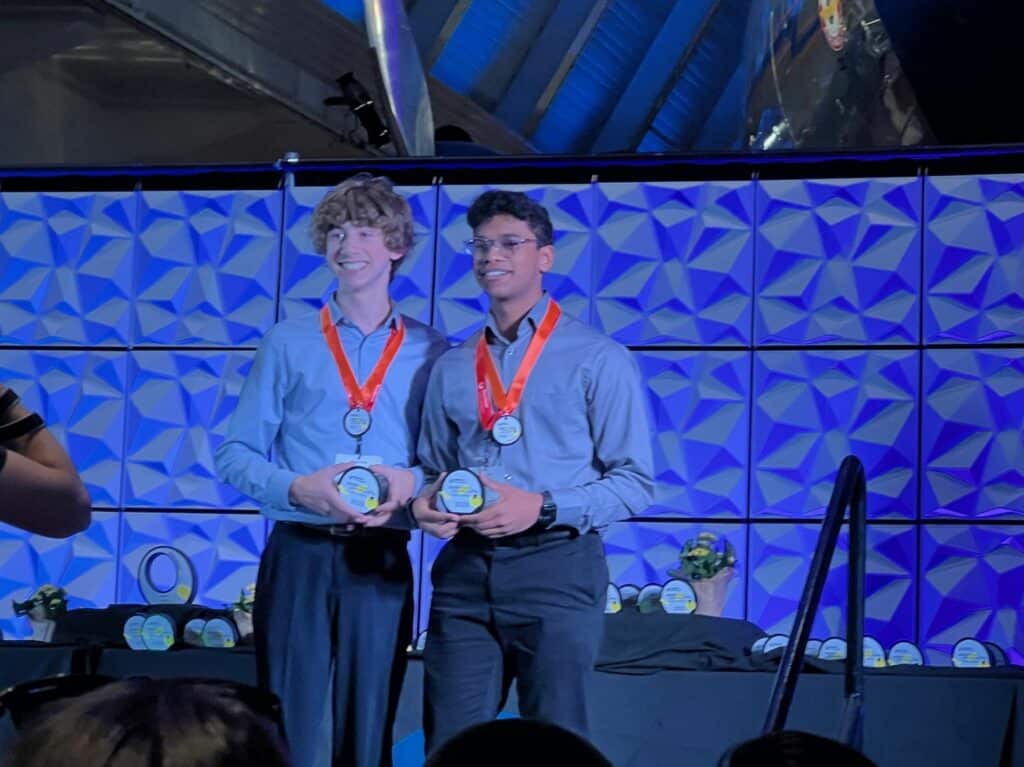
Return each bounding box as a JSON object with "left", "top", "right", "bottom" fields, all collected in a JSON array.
[
  {"left": 474, "top": 299, "right": 561, "bottom": 431},
  {"left": 319, "top": 306, "right": 405, "bottom": 413}
]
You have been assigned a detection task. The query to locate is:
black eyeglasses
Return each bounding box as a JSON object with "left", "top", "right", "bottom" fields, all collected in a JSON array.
[
  {"left": 0, "top": 674, "right": 284, "bottom": 739},
  {"left": 463, "top": 236, "right": 542, "bottom": 256}
]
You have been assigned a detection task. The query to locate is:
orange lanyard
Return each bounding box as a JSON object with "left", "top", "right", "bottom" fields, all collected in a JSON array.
[
  {"left": 319, "top": 306, "right": 405, "bottom": 413},
  {"left": 474, "top": 300, "right": 561, "bottom": 430}
]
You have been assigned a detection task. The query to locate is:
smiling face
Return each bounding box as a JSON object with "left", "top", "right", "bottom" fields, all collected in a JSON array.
[
  {"left": 325, "top": 223, "right": 404, "bottom": 296},
  {"left": 472, "top": 214, "right": 554, "bottom": 307}
]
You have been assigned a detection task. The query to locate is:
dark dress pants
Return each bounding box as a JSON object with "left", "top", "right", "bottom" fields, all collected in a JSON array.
[
  {"left": 255, "top": 523, "right": 413, "bottom": 767},
  {"left": 423, "top": 529, "right": 607, "bottom": 755}
]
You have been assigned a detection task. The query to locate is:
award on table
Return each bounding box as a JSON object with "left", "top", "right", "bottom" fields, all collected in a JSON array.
[
  {"left": 137, "top": 546, "right": 197, "bottom": 605},
  {"left": 887, "top": 640, "right": 924, "bottom": 666},
  {"left": 123, "top": 613, "right": 148, "bottom": 650},
  {"left": 336, "top": 465, "right": 390, "bottom": 513},
  {"left": 201, "top": 617, "right": 239, "bottom": 649},
  {"left": 141, "top": 613, "right": 176, "bottom": 651},
  {"left": 659, "top": 579, "right": 697, "bottom": 614},
  {"left": 818, "top": 637, "right": 848, "bottom": 661},
  {"left": 605, "top": 584, "right": 623, "bottom": 614},
  {"left": 862, "top": 636, "right": 886, "bottom": 668},
  {"left": 952, "top": 638, "right": 1006, "bottom": 668}
]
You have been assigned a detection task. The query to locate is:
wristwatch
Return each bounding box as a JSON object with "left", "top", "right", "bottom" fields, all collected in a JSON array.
[{"left": 538, "top": 490, "right": 558, "bottom": 529}]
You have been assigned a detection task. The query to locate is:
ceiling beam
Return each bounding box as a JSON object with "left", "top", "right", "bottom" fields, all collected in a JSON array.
[
  {"left": 409, "top": 0, "right": 472, "bottom": 69},
  {"left": 590, "top": 0, "right": 718, "bottom": 154},
  {"left": 493, "top": 0, "right": 601, "bottom": 135}
]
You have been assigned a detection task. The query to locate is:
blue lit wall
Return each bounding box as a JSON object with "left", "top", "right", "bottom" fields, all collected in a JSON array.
[{"left": 1, "top": 171, "right": 1021, "bottom": 666}]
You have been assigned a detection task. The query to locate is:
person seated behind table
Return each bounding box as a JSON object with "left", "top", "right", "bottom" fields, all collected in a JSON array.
[
  {"left": 424, "top": 718, "right": 613, "bottom": 767},
  {"left": 720, "top": 730, "right": 879, "bottom": 767},
  {"left": 2, "top": 678, "right": 291, "bottom": 767},
  {"left": 0, "top": 384, "right": 90, "bottom": 538}
]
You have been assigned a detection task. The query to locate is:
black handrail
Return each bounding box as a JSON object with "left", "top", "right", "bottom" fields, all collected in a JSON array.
[{"left": 761, "top": 454, "right": 868, "bottom": 749}]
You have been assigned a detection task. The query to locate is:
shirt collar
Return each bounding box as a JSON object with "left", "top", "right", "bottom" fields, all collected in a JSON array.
[
  {"left": 327, "top": 297, "right": 400, "bottom": 333},
  {"left": 484, "top": 292, "right": 551, "bottom": 344}
]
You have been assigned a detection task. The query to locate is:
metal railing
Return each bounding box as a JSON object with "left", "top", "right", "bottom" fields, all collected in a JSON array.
[{"left": 761, "top": 454, "right": 867, "bottom": 749}]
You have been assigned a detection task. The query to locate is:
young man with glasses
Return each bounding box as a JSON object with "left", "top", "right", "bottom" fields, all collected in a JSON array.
[
  {"left": 215, "top": 174, "right": 447, "bottom": 767},
  {"left": 412, "top": 190, "right": 654, "bottom": 754}
]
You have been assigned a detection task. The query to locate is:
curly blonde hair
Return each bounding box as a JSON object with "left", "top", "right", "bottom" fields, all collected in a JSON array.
[{"left": 310, "top": 173, "right": 414, "bottom": 260}]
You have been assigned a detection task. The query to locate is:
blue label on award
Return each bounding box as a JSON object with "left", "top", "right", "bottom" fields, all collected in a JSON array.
[
  {"left": 343, "top": 407, "right": 371, "bottom": 437},
  {"left": 818, "top": 637, "right": 848, "bottom": 661},
  {"left": 659, "top": 579, "right": 697, "bottom": 614},
  {"left": 491, "top": 414, "right": 522, "bottom": 445},
  {"left": 863, "top": 636, "right": 886, "bottom": 668},
  {"left": 887, "top": 640, "right": 924, "bottom": 666},
  {"left": 952, "top": 638, "right": 995, "bottom": 668},
  {"left": 336, "top": 466, "right": 387, "bottom": 513},
  {"left": 805, "top": 639, "right": 823, "bottom": 657},
  {"left": 141, "top": 613, "right": 176, "bottom": 651},
  {"left": 439, "top": 468, "right": 485, "bottom": 515},
  {"left": 764, "top": 634, "right": 789, "bottom": 654},
  {"left": 605, "top": 584, "right": 622, "bottom": 614},
  {"left": 137, "top": 546, "right": 196, "bottom": 605},
  {"left": 123, "top": 613, "right": 147, "bottom": 650},
  {"left": 201, "top": 617, "right": 238, "bottom": 649}
]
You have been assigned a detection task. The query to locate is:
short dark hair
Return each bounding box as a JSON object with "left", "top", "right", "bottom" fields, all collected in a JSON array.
[
  {"left": 4, "top": 678, "right": 291, "bottom": 767},
  {"left": 466, "top": 190, "right": 554, "bottom": 247},
  {"left": 426, "top": 718, "right": 612, "bottom": 767},
  {"left": 721, "top": 730, "right": 878, "bottom": 767}
]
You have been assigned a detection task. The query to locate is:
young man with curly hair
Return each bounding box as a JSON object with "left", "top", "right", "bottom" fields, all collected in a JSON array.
[{"left": 216, "top": 174, "right": 447, "bottom": 767}]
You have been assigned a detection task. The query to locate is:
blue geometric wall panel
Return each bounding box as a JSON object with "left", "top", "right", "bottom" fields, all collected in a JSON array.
[
  {"left": 0, "top": 512, "right": 119, "bottom": 640},
  {"left": 117, "top": 512, "right": 265, "bottom": 608},
  {"left": 756, "top": 178, "right": 921, "bottom": 344},
  {"left": 0, "top": 191, "right": 135, "bottom": 345},
  {"left": 0, "top": 349, "right": 126, "bottom": 507},
  {"left": 603, "top": 521, "right": 747, "bottom": 619},
  {"left": 433, "top": 184, "right": 593, "bottom": 342},
  {"left": 593, "top": 181, "right": 754, "bottom": 345},
  {"left": 920, "top": 525, "right": 1023, "bottom": 665},
  {"left": 415, "top": 535, "right": 450, "bottom": 638},
  {"left": 747, "top": 523, "right": 916, "bottom": 646},
  {"left": 134, "top": 190, "right": 281, "bottom": 345},
  {"left": 752, "top": 350, "right": 918, "bottom": 519},
  {"left": 924, "top": 174, "right": 1024, "bottom": 344},
  {"left": 634, "top": 350, "right": 749, "bottom": 518},
  {"left": 922, "top": 349, "right": 1024, "bottom": 519},
  {"left": 124, "top": 351, "right": 255, "bottom": 508},
  {"left": 279, "top": 184, "right": 435, "bottom": 324}
]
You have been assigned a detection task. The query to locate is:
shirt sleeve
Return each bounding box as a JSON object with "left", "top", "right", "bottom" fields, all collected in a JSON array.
[
  {"left": 416, "top": 355, "right": 461, "bottom": 487},
  {"left": 214, "top": 330, "right": 304, "bottom": 517},
  {"left": 548, "top": 342, "right": 655, "bottom": 533}
]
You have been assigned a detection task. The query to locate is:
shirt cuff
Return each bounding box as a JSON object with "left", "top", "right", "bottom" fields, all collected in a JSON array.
[
  {"left": 548, "top": 487, "right": 591, "bottom": 533},
  {"left": 267, "top": 468, "right": 301, "bottom": 511}
]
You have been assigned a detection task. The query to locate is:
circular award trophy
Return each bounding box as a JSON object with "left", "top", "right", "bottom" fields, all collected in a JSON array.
[
  {"left": 141, "top": 613, "right": 176, "bottom": 651},
  {"left": 751, "top": 636, "right": 770, "bottom": 658},
  {"left": 336, "top": 466, "right": 389, "bottom": 513},
  {"left": 137, "top": 546, "right": 197, "bottom": 605},
  {"left": 201, "top": 617, "right": 239, "bottom": 649},
  {"left": 183, "top": 618, "right": 207, "bottom": 647},
  {"left": 605, "top": 584, "right": 623, "bottom": 614},
  {"left": 818, "top": 637, "right": 848, "bottom": 661},
  {"left": 438, "top": 468, "right": 486, "bottom": 515},
  {"left": 659, "top": 579, "right": 697, "bottom": 614},
  {"left": 618, "top": 585, "right": 641, "bottom": 609},
  {"left": 887, "top": 640, "right": 924, "bottom": 666},
  {"left": 952, "top": 637, "right": 1006, "bottom": 668},
  {"left": 804, "top": 639, "right": 823, "bottom": 657},
  {"left": 862, "top": 636, "right": 886, "bottom": 668},
  {"left": 763, "top": 634, "right": 789, "bottom": 655},
  {"left": 123, "top": 613, "right": 148, "bottom": 650},
  {"left": 636, "top": 583, "right": 664, "bottom": 614}
]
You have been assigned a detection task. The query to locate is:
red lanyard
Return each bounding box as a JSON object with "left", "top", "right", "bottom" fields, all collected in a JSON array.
[
  {"left": 474, "top": 300, "right": 561, "bottom": 430},
  {"left": 319, "top": 306, "right": 405, "bottom": 413}
]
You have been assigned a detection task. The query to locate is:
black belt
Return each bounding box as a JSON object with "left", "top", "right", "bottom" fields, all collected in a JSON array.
[
  {"left": 457, "top": 526, "right": 580, "bottom": 549},
  {"left": 287, "top": 522, "right": 410, "bottom": 543}
]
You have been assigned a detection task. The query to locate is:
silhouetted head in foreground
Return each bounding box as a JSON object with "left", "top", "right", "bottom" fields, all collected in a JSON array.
[
  {"left": 426, "top": 718, "right": 612, "bottom": 767},
  {"left": 720, "top": 730, "right": 878, "bottom": 767}
]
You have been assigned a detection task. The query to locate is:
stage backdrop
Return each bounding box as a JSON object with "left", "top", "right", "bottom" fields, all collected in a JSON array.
[{"left": 0, "top": 170, "right": 1021, "bottom": 666}]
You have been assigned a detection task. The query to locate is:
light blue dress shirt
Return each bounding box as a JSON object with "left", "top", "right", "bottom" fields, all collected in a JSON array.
[
  {"left": 215, "top": 301, "right": 448, "bottom": 526},
  {"left": 417, "top": 293, "right": 655, "bottom": 534}
]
